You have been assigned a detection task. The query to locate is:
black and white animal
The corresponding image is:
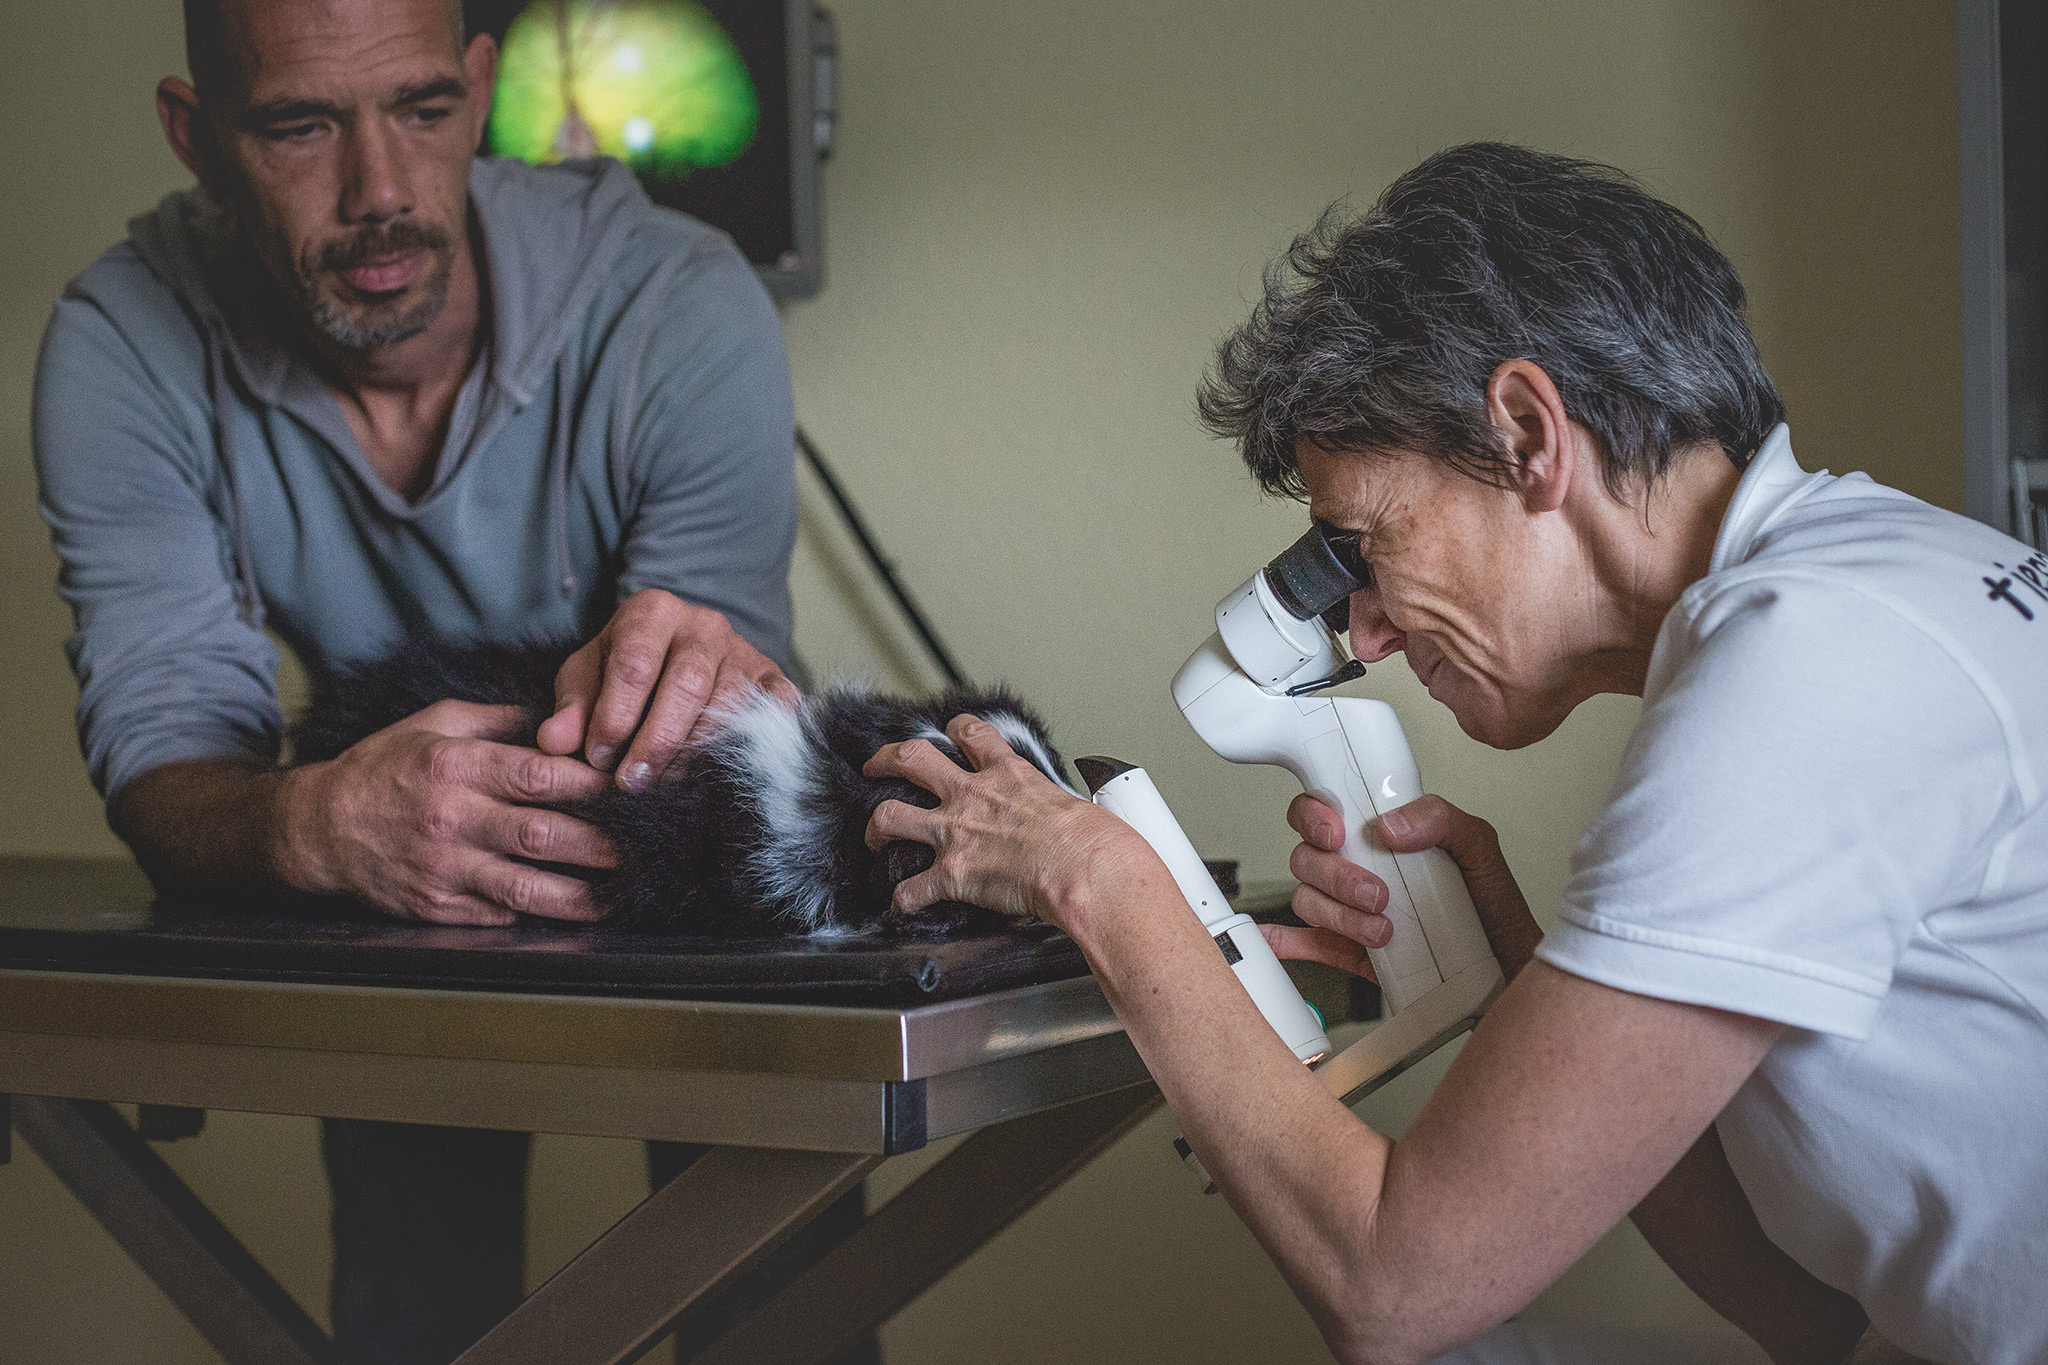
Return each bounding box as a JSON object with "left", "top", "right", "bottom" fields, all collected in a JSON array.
[{"left": 291, "top": 637, "right": 1082, "bottom": 936}]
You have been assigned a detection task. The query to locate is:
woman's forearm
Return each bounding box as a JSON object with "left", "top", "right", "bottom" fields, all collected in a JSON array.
[
  {"left": 1058, "top": 862, "right": 1421, "bottom": 1363},
  {"left": 1060, "top": 861, "right": 1787, "bottom": 1365}
]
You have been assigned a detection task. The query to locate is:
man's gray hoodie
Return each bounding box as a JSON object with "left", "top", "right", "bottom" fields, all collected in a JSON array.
[{"left": 33, "top": 157, "right": 798, "bottom": 807}]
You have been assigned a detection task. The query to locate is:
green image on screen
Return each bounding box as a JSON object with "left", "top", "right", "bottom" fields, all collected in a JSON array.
[{"left": 488, "top": 0, "right": 759, "bottom": 178}]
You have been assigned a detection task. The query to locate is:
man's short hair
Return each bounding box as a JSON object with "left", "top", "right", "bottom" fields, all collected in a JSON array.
[
  {"left": 182, "top": 0, "right": 467, "bottom": 101},
  {"left": 1197, "top": 142, "right": 1786, "bottom": 499}
]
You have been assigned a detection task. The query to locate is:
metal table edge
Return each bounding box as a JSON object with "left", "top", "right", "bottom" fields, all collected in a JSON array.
[{"left": 0, "top": 965, "right": 1125, "bottom": 1084}]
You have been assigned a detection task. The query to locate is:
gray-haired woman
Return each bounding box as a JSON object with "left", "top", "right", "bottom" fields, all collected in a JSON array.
[{"left": 862, "top": 145, "right": 2046, "bottom": 1365}]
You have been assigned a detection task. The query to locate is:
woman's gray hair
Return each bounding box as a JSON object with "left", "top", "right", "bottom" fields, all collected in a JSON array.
[{"left": 1197, "top": 142, "right": 1785, "bottom": 500}]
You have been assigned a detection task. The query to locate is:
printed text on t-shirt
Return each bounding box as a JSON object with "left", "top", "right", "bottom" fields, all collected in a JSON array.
[{"left": 1985, "top": 552, "right": 2048, "bottom": 621}]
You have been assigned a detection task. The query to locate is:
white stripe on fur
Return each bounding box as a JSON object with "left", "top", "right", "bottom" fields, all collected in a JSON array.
[
  {"left": 985, "top": 712, "right": 1082, "bottom": 797},
  {"left": 705, "top": 688, "right": 837, "bottom": 931}
]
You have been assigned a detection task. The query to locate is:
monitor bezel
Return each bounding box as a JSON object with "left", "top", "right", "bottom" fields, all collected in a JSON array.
[{"left": 759, "top": 0, "right": 824, "bottom": 300}]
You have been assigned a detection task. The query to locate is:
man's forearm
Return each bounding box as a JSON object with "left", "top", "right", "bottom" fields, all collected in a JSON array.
[
  {"left": 1631, "top": 1125, "right": 1867, "bottom": 1365},
  {"left": 112, "top": 758, "right": 301, "bottom": 895}
]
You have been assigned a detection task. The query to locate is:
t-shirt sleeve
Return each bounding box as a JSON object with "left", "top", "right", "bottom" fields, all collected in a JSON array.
[
  {"left": 32, "top": 285, "right": 282, "bottom": 807},
  {"left": 1536, "top": 574, "right": 2016, "bottom": 1039},
  {"left": 611, "top": 234, "right": 798, "bottom": 674}
]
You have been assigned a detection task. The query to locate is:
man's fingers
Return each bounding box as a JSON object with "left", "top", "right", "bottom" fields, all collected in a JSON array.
[
  {"left": 537, "top": 641, "right": 604, "bottom": 758},
  {"left": 612, "top": 641, "right": 726, "bottom": 790},
  {"left": 583, "top": 629, "right": 677, "bottom": 770},
  {"left": 403, "top": 894, "right": 519, "bottom": 928},
  {"left": 1291, "top": 881, "right": 1394, "bottom": 950},
  {"left": 476, "top": 804, "right": 618, "bottom": 870},
  {"left": 1289, "top": 841, "right": 1389, "bottom": 914},
  {"left": 465, "top": 852, "right": 607, "bottom": 922},
  {"left": 865, "top": 798, "right": 937, "bottom": 852},
  {"left": 946, "top": 714, "right": 1018, "bottom": 770},
  {"left": 1287, "top": 793, "right": 1346, "bottom": 851},
  {"left": 863, "top": 738, "right": 968, "bottom": 797},
  {"left": 412, "top": 701, "right": 530, "bottom": 741},
  {"left": 1261, "top": 922, "right": 1377, "bottom": 980},
  {"left": 465, "top": 742, "right": 610, "bottom": 805}
]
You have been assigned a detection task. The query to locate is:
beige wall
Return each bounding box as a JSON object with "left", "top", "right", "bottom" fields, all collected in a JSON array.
[{"left": 0, "top": 1, "right": 1959, "bottom": 1361}]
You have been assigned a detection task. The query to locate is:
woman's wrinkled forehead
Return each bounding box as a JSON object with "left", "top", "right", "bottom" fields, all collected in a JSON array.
[{"left": 1296, "top": 439, "right": 1410, "bottom": 544}]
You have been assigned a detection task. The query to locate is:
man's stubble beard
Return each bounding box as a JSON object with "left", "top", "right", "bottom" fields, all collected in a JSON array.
[{"left": 290, "top": 218, "right": 458, "bottom": 353}]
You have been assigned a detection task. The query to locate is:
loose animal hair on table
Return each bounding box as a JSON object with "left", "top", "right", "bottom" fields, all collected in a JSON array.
[{"left": 291, "top": 637, "right": 1081, "bottom": 936}]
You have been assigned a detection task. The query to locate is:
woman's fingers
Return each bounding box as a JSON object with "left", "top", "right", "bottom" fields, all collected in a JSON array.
[
  {"left": 1374, "top": 794, "right": 1520, "bottom": 909},
  {"left": 1287, "top": 793, "right": 1346, "bottom": 851},
  {"left": 1373, "top": 793, "right": 1544, "bottom": 977},
  {"left": 1289, "top": 840, "right": 1389, "bottom": 915},
  {"left": 889, "top": 865, "right": 948, "bottom": 917},
  {"left": 864, "top": 798, "right": 938, "bottom": 852},
  {"left": 1291, "top": 880, "right": 1393, "bottom": 950},
  {"left": 946, "top": 713, "right": 1018, "bottom": 769},
  {"left": 1261, "top": 922, "right": 1378, "bottom": 980},
  {"left": 862, "top": 737, "right": 970, "bottom": 796}
]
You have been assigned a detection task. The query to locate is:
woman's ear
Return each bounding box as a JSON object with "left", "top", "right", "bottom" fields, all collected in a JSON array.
[{"left": 1485, "top": 359, "right": 1576, "bottom": 513}]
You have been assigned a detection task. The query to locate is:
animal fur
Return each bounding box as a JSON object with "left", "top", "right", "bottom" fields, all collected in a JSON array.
[{"left": 291, "top": 637, "right": 1080, "bottom": 936}]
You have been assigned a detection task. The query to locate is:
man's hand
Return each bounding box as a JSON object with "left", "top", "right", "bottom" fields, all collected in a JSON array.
[
  {"left": 1264, "top": 792, "right": 1545, "bottom": 980},
  {"left": 277, "top": 700, "right": 617, "bottom": 926},
  {"left": 536, "top": 588, "right": 797, "bottom": 791}
]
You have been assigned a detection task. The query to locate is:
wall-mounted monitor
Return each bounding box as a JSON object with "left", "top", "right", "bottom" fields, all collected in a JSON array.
[{"left": 464, "top": 0, "right": 830, "bottom": 298}]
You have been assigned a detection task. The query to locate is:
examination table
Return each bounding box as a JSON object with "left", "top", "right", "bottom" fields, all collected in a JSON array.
[{"left": 0, "top": 856, "right": 1351, "bottom": 1364}]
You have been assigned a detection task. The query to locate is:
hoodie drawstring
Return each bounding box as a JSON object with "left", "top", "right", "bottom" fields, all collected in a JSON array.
[{"left": 551, "top": 350, "right": 577, "bottom": 601}]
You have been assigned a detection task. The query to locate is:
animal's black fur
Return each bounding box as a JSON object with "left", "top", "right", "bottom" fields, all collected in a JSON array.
[{"left": 291, "top": 638, "right": 1077, "bottom": 936}]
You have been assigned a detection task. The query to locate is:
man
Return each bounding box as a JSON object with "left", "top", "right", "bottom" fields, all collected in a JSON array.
[
  {"left": 32, "top": 1, "right": 834, "bottom": 1360},
  {"left": 863, "top": 145, "right": 2043, "bottom": 1364}
]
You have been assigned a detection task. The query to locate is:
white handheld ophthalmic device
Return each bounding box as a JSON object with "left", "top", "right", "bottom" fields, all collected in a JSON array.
[
  {"left": 1074, "top": 755, "right": 1333, "bottom": 1067},
  {"left": 1176, "top": 521, "right": 1505, "bottom": 1038},
  {"left": 1080, "top": 522, "right": 1505, "bottom": 1189}
]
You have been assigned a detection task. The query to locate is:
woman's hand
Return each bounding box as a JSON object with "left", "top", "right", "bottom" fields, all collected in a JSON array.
[
  {"left": 862, "top": 714, "right": 1150, "bottom": 930},
  {"left": 1267, "top": 792, "right": 1545, "bottom": 980}
]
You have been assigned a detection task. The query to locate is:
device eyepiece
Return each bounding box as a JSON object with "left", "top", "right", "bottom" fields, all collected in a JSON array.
[{"left": 1263, "top": 521, "right": 1366, "bottom": 629}]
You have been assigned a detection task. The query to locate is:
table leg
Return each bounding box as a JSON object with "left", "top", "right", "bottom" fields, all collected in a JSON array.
[
  {"left": 687, "top": 1082, "right": 1162, "bottom": 1365},
  {"left": 11, "top": 1095, "right": 343, "bottom": 1365},
  {"left": 455, "top": 1145, "right": 880, "bottom": 1365}
]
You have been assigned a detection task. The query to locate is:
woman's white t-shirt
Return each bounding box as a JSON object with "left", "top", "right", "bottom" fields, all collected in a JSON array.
[{"left": 1536, "top": 427, "right": 2048, "bottom": 1365}]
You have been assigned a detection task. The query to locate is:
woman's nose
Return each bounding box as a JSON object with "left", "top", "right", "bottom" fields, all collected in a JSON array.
[{"left": 1346, "top": 585, "right": 1406, "bottom": 662}]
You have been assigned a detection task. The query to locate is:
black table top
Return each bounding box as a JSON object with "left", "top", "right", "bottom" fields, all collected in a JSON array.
[{"left": 0, "top": 856, "right": 1103, "bottom": 1007}]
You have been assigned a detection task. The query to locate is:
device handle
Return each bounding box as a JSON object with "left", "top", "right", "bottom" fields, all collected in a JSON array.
[
  {"left": 1088, "top": 765, "right": 1331, "bottom": 1064},
  {"left": 1279, "top": 698, "right": 1445, "bottom": 1012},
  {"left": 1326, "top": 698, "right": 1495, "bottom": 990}
]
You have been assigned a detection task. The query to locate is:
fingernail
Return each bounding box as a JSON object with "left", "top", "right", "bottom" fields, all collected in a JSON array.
[
  {"left": 1377, "top": 808, "right": 1410, "bottom": 840},
  {"left": 589, "top": 745, "right": 614, "bottom": 769},
  {"left": 620, "top": 761, "right": 651, "bottom": 791}
]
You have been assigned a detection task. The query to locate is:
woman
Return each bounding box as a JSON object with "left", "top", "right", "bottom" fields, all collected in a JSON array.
[{"left": 862, "top": 145, "right": 2047, "bottom": 1365}]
